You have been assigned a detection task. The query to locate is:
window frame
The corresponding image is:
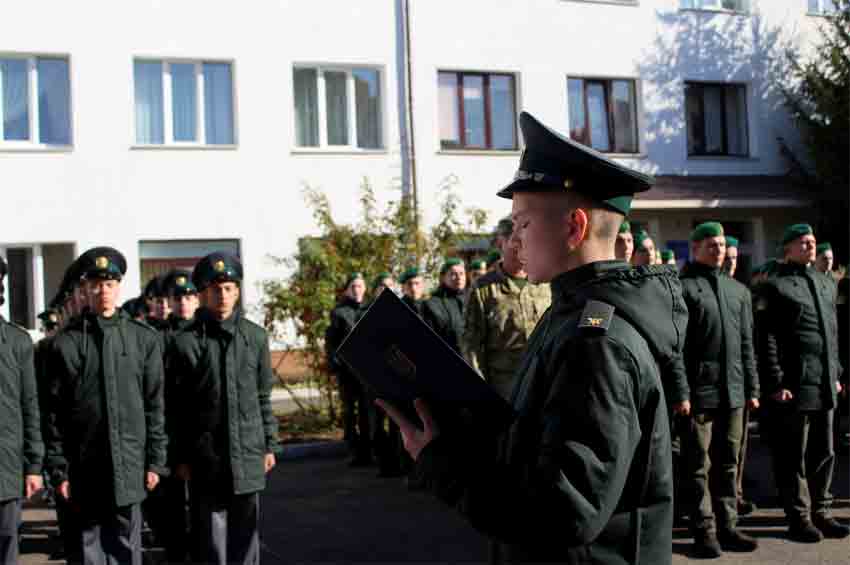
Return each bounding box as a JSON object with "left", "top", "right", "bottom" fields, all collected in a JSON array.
[
  {"left": 684, "top": 81, "right": 750, "bottom": 158},
  {"left": 291, "top": 64, "right": 385, "bottom": 152},
  {"left": 437, "top": 70, "right": 519, "bottom": 152},
  {"left": 132, "top": 57, "right": 237, "bottom": 148},
  {"left": 566, "top": 76, "right": 641, "bottom": 155},
  {"left": 0, "top": 53, "right": 73, "bottom": 150},
  {"left": 679, "top": 0, "right": 749, "bottom": 13},
  {"left": 807, "top": 0, "right": 839, "bottom": 16}
]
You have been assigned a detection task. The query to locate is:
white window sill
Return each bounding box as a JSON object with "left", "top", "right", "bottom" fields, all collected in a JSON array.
[
  {"left": 130, "top": 144, "right": 238, "bottom": 151},
  {"left": 679, "top": 8, "right": 749, "bottom": 15},
  {"left": 806, "top": 12, "right": 838, "bottom": 18},
  {"left": 687, "top": 155, "right": 759, "bottom": 162},
  {"left": 437, "top": 149, "right": 522, "bottom": 156},
  {"left": 604, "top": 152, "right": 648, "bottom": 160},
  {"left": 0, "top": 144, "right": 73, "bottom": 153},
  {"left": 290, "top": 147, "right": 388, "bottom": 155}
]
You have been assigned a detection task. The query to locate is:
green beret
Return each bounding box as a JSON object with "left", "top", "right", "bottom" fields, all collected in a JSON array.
[
  {"left": 782, "top": 223, "right": 813, "bottom": 245},
  {"left": 344, "top": 272, "right": 365, "bottom": 288},
  {"left": 660, "top": 250, "right": 675, "bottom": 261},
  {"left": 399, "top": 267, "right": 421, "bottom": 285},
  {"left": 725, "top": 235, "right": 739, "bottom": 249},
  {"left": 690, "top": 222, "right": 724, "bottom": 242},
  {"left": 634, "top": 230, "right": 652, "bottom": 251},
  {"left": 191, "top": 252, "right": 243, "bottom": 291},
  {"left": 618, "top": 221, "right": 631, "bottom": 234},
  {"left": 497, "top": 112, "right": 654, "bottom": 215},
  {"left": 494, "top": 217, "right": 514, "bottom": 238},
  {"left": 372, "top": 272, "right": 392, "bottom": 290},
  {"left": 440, "top": 258, "right": 464, "bottom": 275},
  {"left": 470, "top": 259, "right": 486, "bottom": 270},
  {"left": 817, "top": 242, "right": 832, "bottom": 255},
  {"left": 78, "top": 246, "right": 127, "bottom": 281},
  {"left": 485, "top": 249, "right": 502, "bottom": 265}
]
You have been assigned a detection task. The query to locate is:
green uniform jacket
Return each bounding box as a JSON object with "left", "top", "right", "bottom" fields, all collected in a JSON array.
[
  {"left": 325, "top": 298, "right": 367, "bottom": 373},
  {"left": 45, "top": 310, "right": 167, "bottom": 508},
  {"left": 0, "top": 318, "right": 43, "bottom": 501},
  {"left": 679, "top": 262, "right": 759, "bottom": 411},
  {"left": 417, "top": 262, "right": 686, "bottom": 564},
  {"left": 423, "top": 286, "right": 465, "bottom": 353},
  {"left": 171, "top": 309, "right": 277, "bottom": 495},
  {"left": 755, "top": 262, "right": 842, "bottom": 410},
  {"left": 462, "top": 265, "right": 551, "bottom": 400}
]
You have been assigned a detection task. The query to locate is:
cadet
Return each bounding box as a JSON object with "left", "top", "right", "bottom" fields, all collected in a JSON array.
[
  {"left": 756, "top": 224, "right": 849, "bottom": 542},
  {"left": 462, "top": 216, "right": 551, "bottom": 400},
  {"left": 423, "top": 258, "right": 467, "bottom": 353},
  {"left": 45, "top": 247, "right": 167, "bottom": 564},
  {"left": 381, "top": 112, "right": 683, "bottom": 564},
  {"left": 632, "top": 230, "right": 656, "bottom": 266},
  {"left": 678, "top": 222, "right": 759, "bottom": 557},
  {"left": 615, "top": 221, "right": 634, "bottom": 263},
  {"left": 143, "top": 275, "right": 172, "bottom": 328},
  {"left": 0, "top": 256, "right": 44, "bottom": 565},
  {"left": 723, "top": 236, "right": 739, "bottom": 278},
  {"left": 661, "top": 249, "right": 676, "bottom": 266},
  {"left": 468, "top": 259, "right": 487, "bottom": 287},
  {"left": 815, "top": 242, "right": 833, "bottom": 274},
  {"left": 325, "top": 273, "right": 372, "bottom": 465},
  {"left": 170, "top": 252, "right": 278, "bottom": 564},
  {"left": 372, "top": 272, "right": 395, "bottom": 297},
  {"left": 399, "top": 267, "right": 425, "bottom": 317}
]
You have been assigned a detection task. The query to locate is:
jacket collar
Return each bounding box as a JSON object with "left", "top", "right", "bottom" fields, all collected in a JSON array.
[
  {"left": 550, "top": 260, "right": 629, "bottom": 304},
  {"left": 681, "top": 261, "right": 721, "bottom": 278}
]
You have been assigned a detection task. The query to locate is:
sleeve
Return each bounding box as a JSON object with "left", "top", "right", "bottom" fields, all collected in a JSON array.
[
  {"left": 257, "top": 334, "right": 278, "bottom": 453},
  {"left": 754, "top": 284, "right": 784, "bottom": 396},
  {"left": 416, "top": 335, "right": 642, "bottom": 547},
  {"left": 325, "top": 310, "right": 341, "bottom": 373},
  {"left": 18, "top": 336, "right": 44, "bottom": 476},
  {"left": 461, "top": 288, "right": 487, "bottom": 379},
  {"left": 44, "top": 342, "right": 69, "bottom": 485},
  {"left": 143, "top": 333, "right": 168, "bottom": 476},
  {"left": 740, "top": 290, "right": 759, "bottom": 399}
]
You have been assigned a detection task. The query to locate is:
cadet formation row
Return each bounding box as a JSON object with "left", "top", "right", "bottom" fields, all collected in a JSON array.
[
  {"left": 0, "top": 249, "right": 276, "bottom": 564},
  {"left": 326, "top": 118, "right": 848, "bottom": 562}
]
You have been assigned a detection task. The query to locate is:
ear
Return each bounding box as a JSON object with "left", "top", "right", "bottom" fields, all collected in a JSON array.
[{"left": 566, "top": 207, "right": 590, "bottom": 249}]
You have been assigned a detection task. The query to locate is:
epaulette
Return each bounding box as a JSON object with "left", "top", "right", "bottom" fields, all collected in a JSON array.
[{"left": 578, "top": 300, "right": 615, "bottom": 332}]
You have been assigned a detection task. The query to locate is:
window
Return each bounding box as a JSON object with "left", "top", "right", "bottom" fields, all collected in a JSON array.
[
  {"left": 0, "top": 243, "right": 75, "bottom": 329},
  {"left": 567, "top": 78, "right": 639, "bottom": 154},
  {"left": 0, "top": 55, "right": 71, "bottom": 146},
  {"left": 293, "top": 66, "right": 383, "bottom": 150},
  {"left": 139, "top": 239, "right": 240, "bottom": 284},
  {"left": 438, "top": 71, "right": 517, "bottom": 150},
  {"left": 808, "top": 0, "right": 839, "bottom": 15},
  {"left": 685, "top": 82, "right": 749, "bottom": 157},
  {"left": 134, "top": 59, "right": 234, "bottom": 146},
  {"left": 681, "top": 0, "right": 749, "bottom": 11}
]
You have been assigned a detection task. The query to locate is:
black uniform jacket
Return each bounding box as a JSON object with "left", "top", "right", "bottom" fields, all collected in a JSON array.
[
  {"left": 325, "top": 297, "right": 367, "bottom": 374},
  {"left": 423, "top": 286, "right": 465, "bottom": 353},
  {"left": 755, "top": 262, "right": 842, "bottom": 410},
  {"left": 416, "top": 262, "right": 687, "bottom": 564},
  {"left": 679, "top": 262, "right": 759, "bottom": 411},
  {"left": 171, "top": 309, "right": 277, "bottom": 495},
  {"left": 45, "top": 309, "right": 167, "bottom": 508},
  {"left": 0, "top": 317, "right": 43, "bottom": 501}
]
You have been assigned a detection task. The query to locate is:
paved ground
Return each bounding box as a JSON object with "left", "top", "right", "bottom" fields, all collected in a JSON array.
[{"left": 19, "top": 430, "right": 850, "bottom": 564}]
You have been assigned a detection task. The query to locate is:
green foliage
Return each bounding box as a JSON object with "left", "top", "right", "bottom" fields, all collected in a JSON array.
[{"left": 262, "top": 177, "right": 489, "bottom": 423}]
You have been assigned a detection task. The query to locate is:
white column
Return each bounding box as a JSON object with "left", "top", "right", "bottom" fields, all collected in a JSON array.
[{"left": 32, "top": 244, "right": 45, "bottom": 323}]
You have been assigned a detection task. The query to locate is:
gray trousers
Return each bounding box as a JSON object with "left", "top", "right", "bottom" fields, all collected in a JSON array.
[
  {"left": 683, "top": 407, "right": 744, "bottom": 533},
  {"left": 736, "top": 407, "right": 751, "bottom": 502},
  {"left": 0, "top": 499, "right": 20, "bottom": 565},
  {"left": 192, "top": 491, "right": 260, "bottom": 565},
  {"left": 70, "top": 503, "right": 142, "bottom": 565}
]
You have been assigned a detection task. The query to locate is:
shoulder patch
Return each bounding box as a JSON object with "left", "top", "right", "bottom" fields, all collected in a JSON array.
[{"left": 578, "top": 300, "right": 615, "bottom": 332}]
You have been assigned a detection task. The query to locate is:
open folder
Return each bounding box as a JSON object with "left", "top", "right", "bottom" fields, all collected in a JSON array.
[{"left": 335, "top": 289, "right": 516, "bottom": 433}]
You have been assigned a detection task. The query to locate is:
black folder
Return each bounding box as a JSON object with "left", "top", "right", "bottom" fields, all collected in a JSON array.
[{"left": 335, "top": 289, "right": 516, "bottom": 433}]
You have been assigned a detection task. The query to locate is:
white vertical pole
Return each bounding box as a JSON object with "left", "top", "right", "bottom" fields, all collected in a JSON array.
[
  {"left": 317, "top": 69, "right": 328, "bottom": 147},
  {"left": 30, "top": 58, "right": 40, "bottom": 143},
  {"left": 163, "top": 61, "right": 173, "bottom": 144},
  {"left": 32, "top": 245, "right": 45, "bottom": 326},
  {"left": 347, "top": 71, "right": 357, "bottom": 148},
  {"left": 196, "top": 62, "right": 206, "bottom": 143}
]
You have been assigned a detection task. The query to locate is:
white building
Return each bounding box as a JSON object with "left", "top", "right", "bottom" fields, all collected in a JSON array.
[{"left": 0, "top": 0, "right": 833, "bottom": 329}]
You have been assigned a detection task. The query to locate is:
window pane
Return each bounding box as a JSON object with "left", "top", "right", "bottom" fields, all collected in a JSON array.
[
  {"left": 1, "top": 59, "right": 30, "bottom": 141},
  {"left": 488, "top": 76, "right": 516, "bottom": 150},
  {"left": 353, "top": 68, "right": 381, "bottom": 149},
  {"left": 611, "top": 80, "right": 637, "bottom": 153},
  {"left": 703, "top": 86, "right": 724, "bottom": 154},
  {"left": 203, "top": 63, "right": 234, "bottom": 145},
  {"left": 171, "top": 63, "right": 197, "bottom": 142},
  {"left": 325, "top": 71, "right": 348, "bottom": 145},
  {"left": 37, "top": 58, "right": 71, "bottom": 145},
  {"left": 134, "top": 61, "right": 164, "bottom": 144},
  {"left": 293, "top": 68, "right": 318, "bottom": 147},
  {"left": 685, "top": 84, "right": 703, "bottom": 155},
  {"left": 438, "top": 72, "right": 460, "bottom": 149},
  {"left": 724, "top": 85, "right": 748, "bottom": 156},
  {"left": 463, "top": 75, "right": 485, "bottom": 147},
  {"left": 808, "top": 0, "right": 819, "bottom": 11},
  {"left": 586, "top": 82, "right": 611, "bottom": 152},
  {"left": 825, "top": 0, "right": 838, "bottom": 13},
  {"left": 568, "top": 78, "right": 586, "bottom": 144}
]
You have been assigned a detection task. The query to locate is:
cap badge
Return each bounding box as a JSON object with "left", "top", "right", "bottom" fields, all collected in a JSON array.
[
  {"left": 214, "top": 260, "right": 226, "bottom": 272},
  {"left": 95, "top": 256, "right": 109, "bottom": 269},
  {"left": 49, "top": 313, "right": 58, "bottom": 323},
  {"left": 176, "top": 276, "right": 187, "bottom": 286},
  {"left": 563, "top": 178, "right": 574, "bottom": 189}
]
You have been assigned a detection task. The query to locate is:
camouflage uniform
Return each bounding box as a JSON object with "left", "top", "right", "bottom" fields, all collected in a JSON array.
[{"left": 462, "top": 263, "right": 551, "bottom": 400}]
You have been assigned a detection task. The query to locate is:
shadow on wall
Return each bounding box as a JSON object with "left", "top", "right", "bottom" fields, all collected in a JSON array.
[{"left": 636, "top": 4, "right": 803, "bottom": 176}]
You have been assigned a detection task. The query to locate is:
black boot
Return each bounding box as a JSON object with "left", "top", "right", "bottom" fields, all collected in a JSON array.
[
  {"left": 812, "top": 515, "right": 850, "bottom": 539},
  {"left": 717, "top": 528, "right": 758, "bottom": 552},
  {"left": 787, "top": 519, "right": 824, "bottom": 543},
  {"left": 693, "top": 531, "right": 722, "bottom": 559}
]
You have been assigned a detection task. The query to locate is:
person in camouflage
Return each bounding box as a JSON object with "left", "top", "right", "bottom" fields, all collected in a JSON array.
[{"left": 462, "top": 217, "right": 551, "bottom": 400}]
